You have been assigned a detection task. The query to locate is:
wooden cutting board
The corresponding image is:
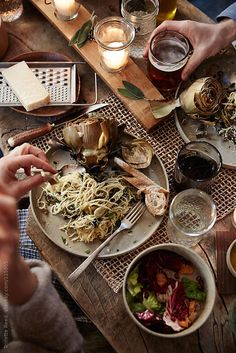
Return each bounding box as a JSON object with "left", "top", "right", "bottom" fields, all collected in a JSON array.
[{"left": 29, "top": 0, "right": 163, "bottom": 131}]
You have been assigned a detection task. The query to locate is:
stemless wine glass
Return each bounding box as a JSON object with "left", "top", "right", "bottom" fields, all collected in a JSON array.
[
  {"left": 174, "top": 141, "right": 222, "bottom": 192},
  {"left": 167, "top": 189, "right": 217, "bottom": 247}
]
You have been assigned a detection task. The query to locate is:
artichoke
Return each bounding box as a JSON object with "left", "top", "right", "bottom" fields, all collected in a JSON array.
[
  {"left": 179, "top": 77, "right": 225, "bottom": 117},
  {"left": 62, "top": 115, "right": 118, "bottom": 167},
  {"left": 121, "top": 139, "right": 153, "bottom": 169}
]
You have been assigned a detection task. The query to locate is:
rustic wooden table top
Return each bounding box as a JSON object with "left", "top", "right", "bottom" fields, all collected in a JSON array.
[{"left": 0, "top": 1, "right": 236, "bottom": 352}]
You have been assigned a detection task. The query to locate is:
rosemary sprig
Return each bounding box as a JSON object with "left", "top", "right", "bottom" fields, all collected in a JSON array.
[{"left": 69, "top": 12, "right": 96, "bottom": 48}]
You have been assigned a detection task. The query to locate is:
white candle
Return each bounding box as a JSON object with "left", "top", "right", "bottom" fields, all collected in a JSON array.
[
  {"left": 54, "top": 0, "right": 79, "bottom": 18},
  {"left": 102, "top": 42, "right": 128, "bottom": 71}
]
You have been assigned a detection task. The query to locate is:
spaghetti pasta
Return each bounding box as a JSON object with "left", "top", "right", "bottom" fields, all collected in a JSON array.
[{"left": 37, "top": 171, "right": 136, "bottom": 243}]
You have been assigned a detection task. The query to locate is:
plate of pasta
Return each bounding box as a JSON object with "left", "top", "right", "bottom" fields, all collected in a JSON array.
[{"left": 30, "top": 133, "right": 169, "bottom": 258}]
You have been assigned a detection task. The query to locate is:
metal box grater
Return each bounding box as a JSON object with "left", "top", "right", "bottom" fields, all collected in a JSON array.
[{"left": 0, "top": 62, "right": 77, "bottom": 106}]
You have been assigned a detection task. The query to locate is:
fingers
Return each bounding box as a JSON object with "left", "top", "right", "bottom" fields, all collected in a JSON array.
[
  {"left": 10, "top": 143, "right": 49, "bottom": 163},
  {"left": 0, "top": 194, "right": 18, "bottom": 229},
  {"left": 8, "top": 155, "right": 57, "bottom": 175},
  {"left": 143, "top": 20, "right": 189, "bottom": 58},
  {"left": 181, "top": 47, "right": 208, "bottom": 80},
  {"left": 10, "top": 174, "right": 50, "bottom": 198}
]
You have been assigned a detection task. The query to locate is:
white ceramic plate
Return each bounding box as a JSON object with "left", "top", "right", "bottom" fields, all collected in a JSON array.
[
  {"left": 175, "top": 54, "right": 236, "bottom": 169},
  {"left": 30, "top": 135, "right": 169, "bottom": 258}
]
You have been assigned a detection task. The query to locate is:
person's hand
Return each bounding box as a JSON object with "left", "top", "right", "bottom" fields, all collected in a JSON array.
[
  {"left": 143, "top": 19, "right": 236, "bottom": 80},
  {"left": 0, "top": 189, "right": 37, "bottom": 305},
  {"left": 0, "top": 143, "right": 56, "bottom": 198}
]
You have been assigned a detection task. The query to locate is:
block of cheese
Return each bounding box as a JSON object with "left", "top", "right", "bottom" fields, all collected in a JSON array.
[{"left": 2, "top": 61, "right": 50, "bottom": 111}]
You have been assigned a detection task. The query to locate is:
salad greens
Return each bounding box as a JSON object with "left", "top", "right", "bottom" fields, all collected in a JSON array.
[{"left": 126, "top": 250, "right": 206, "bottom": 334}]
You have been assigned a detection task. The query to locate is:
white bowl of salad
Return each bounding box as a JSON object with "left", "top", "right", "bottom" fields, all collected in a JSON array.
[{"left": 123, "top": 243, "right": 216, "bottom": 337}]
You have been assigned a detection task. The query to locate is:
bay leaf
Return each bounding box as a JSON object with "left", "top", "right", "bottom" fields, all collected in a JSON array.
[
  {"left": 118, "top": 88, "right": 144, "bottom": 100},
  {"left": 149, "top": 98, "right": 180, "bottom": 119},
  {"left": 69, "top": 28, "right": 82, "bottom": 46},
  {"left": 123, "top": 81, "right": 145, "bottom": 99}
]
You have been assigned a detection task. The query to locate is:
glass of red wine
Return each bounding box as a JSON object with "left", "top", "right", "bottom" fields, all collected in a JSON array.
[
  {"left": 174, "top": 141, "right": 222, "bottom": 192},
  {"left": 147, "top": 30, "right": 190, "bottom": 95}
]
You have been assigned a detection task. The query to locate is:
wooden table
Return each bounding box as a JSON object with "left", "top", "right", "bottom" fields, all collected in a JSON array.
[{"left": 0, "top": 1, "right": 236, "bottom": 352}]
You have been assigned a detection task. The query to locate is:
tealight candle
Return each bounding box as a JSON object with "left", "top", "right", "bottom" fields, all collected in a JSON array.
[
  {"left": 102, "top": 42, "right": 129, "bottom": 71},
  {"left": 53, "top": 0, "right": 80, "bottom": 21},
  {"left": 94, "top": 17, "right": 135, "bottom": 73}
]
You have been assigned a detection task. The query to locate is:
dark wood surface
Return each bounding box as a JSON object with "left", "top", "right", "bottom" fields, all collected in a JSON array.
[{"left": 0, "top": 1, "right": 236, "bottom": 352}]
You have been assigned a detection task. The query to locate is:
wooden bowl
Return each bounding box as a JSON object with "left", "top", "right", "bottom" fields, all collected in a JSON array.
[{"left": 7, "top": 51, "right": 80, "bottom": 117}]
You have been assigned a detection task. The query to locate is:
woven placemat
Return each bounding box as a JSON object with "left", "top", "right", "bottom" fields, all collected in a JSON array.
[{"left": 32, "top": 94, "right": 236, "bottom": 293}]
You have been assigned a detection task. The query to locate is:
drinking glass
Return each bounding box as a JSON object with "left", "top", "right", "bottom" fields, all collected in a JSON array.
[
  {"left": 94, "top": 17, "right": 135, "bottom": 73},
  {"left": 174, "top": 141, "right": 222, "bottom": 192},
  {"left": 167, "top": 189, "right": 217, "bottom": 247},
  {"left": 53, "top": 0, "right": 80, "bottom": 21},
  {"left": 156, "top": 0, "right": 177, "bottom": 23},
  {"left": 0, "top": 0, "right": 23, "bottom": 22},
  {"left": 121, "top": 0, "right": 158, "bottom": 36},
  {"left": 147, "top": 30, "right": 190, "bottom": 94}
]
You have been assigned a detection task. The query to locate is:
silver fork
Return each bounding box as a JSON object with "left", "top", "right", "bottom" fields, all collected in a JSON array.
[{"left": 68, "top": 201, "right": 146, "bottom": 283}]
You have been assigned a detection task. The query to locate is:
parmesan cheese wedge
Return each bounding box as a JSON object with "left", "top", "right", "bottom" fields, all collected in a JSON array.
[{"left": 2, "top": 61, "right": 50, "bottom": 111}]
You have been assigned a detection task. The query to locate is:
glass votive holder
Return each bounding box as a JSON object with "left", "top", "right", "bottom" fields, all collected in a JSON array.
[
  {"left": 0, "top": 0, "right": 23, "bottom": 22},
  {"left": 174, "top": 141, "right": 222, "bottom": 192},
  {"left": 167, "top": 189, "right": 217, "bottom": 247},
  {"left": 121, "top": 0, "right": 158, "bottom": 36},
  {"left": 52, "top": 0, "right": 80, "bottom": 21},
  {"left": 94, "top": 16, "right": 135, "bottom": 73},
  {"left": 147, "top": 30, "right": 190, "bottom": 94}
]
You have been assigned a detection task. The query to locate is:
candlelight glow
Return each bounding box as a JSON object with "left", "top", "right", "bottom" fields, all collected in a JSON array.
[
  {"left": 54, "top": 0, "right": 79, "bottom": 18},
  {"left": 102, "top": 42, "right": 129, "bottom": 71}
]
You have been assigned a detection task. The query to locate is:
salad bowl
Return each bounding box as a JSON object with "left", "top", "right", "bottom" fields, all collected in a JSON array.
[{"left": 123, "top": 243, "right": 216, "bottom": 337}]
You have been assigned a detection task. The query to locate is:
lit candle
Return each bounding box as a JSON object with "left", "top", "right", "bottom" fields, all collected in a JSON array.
[
  {"left": 102, "top": 42, "right": 129, "bottom": 71},
  {"left": 54, "top": 0, "right": 79, "bottom": 19}
]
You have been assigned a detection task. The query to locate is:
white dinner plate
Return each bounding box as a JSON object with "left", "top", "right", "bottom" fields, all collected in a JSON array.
[
  {"left": 30, "top": 134, "right": 169, "bottom": 258},
  {"left": 175, "top": 53, "right": 236, "bottom": 169}
]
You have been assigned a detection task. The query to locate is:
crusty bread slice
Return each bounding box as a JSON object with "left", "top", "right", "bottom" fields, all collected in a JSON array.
[
  {"left": 114, "top": 157, "right": 168, "bottom": 216},
  {"left": 114, "top": 157, "right": 168, "bottom": 193}
]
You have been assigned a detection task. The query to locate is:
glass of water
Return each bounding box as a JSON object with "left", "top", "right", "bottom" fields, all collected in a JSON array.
[
  {"left": 167, "top": 189, "right": 216, "bottom": 247},
  {"left": 0, "top": 0, "right": 23, "bottom": 22}
]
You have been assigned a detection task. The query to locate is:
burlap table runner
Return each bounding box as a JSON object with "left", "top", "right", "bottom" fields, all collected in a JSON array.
[{"left": 32, "top": 94, "right": 236, "bottom": 293}]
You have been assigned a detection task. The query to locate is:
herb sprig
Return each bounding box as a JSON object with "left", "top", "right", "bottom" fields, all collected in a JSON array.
[
  {"left": 69, "top": 12, "right": 96, "bottom": 48},
  {"left": 118, "top": 81, "right": 179, "bottom": 119}
]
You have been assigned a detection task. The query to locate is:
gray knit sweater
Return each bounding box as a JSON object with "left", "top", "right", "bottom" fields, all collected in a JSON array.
[{"left": 0, "top": 260, "right": 84, "bottom": 353}]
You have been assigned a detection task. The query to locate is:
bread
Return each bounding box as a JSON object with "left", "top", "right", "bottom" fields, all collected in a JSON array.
[{"left": 114, "top": 157, "right": 168, "bottom": 216}]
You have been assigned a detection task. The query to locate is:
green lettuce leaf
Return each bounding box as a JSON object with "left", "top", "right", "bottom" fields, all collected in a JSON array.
[
  {"left": 182, "top": 277, "right": 206, "bottom": 302},
  {"left": 127, "top": 265, "right": 142, "bottom": 296},
  {"left": 143, "top": 292, "right": 165, "bottom": 314}
]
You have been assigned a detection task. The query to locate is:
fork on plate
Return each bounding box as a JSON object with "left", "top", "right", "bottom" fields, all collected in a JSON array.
[{"left": 68, "top": 201, "right": 146, "bottom": 284}]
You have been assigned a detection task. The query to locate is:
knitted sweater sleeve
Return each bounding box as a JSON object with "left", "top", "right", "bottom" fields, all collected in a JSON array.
[{"left": 8, "top": 260, "right": 84, "bottom": 353}]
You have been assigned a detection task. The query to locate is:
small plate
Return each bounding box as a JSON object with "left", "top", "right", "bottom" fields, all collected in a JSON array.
[
  {"left": 7, "top": 51, "right": 80, "bottom": 117},
  {"left": 30, "top": 134, "right": 169, "bottom": 258},
  {"left": 175, "top": 53, "right": 236, "bottom": 169}
]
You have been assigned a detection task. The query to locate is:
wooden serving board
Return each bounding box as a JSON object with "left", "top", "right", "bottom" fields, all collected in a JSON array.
[{"left": 29, "top": 0, "right": 163, "bottom": 131}]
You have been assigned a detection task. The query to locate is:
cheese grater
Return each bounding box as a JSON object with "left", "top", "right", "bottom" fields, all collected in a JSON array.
[{"left": 0, "top": 61, "right": 98, "bottom": 107}]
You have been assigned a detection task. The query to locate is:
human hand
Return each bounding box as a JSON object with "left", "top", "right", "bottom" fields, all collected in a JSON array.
[
  {"left": 143, "top": 19, "right": 236, "bottom": 80},
  {"left": 0, "top": 143, "right": 56, "bottom": 198},
  {"left": 0, "top": 189, "right": 37, "bottom": 305}
]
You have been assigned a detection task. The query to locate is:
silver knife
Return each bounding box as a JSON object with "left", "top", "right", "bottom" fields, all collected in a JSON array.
[{"left": 7, "top": 103, "right": 109, "bottom": 148}]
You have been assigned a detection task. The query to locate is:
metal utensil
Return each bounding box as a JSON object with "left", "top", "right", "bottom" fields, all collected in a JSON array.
[
  {"left": 68, "top": 201, "right": 146, "bottom": 283},
  {"left": 7, "top": 102, "right": 109, "bottom": 147}
]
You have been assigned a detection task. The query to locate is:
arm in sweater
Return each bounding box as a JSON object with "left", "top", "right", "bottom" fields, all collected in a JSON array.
[{"left": 8, "top": 260, "right": 84, "bottom": 353}]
